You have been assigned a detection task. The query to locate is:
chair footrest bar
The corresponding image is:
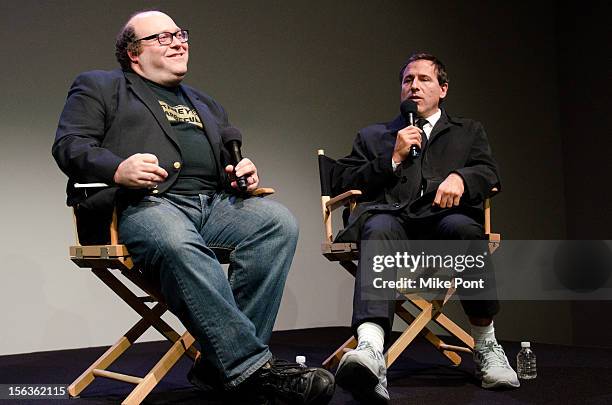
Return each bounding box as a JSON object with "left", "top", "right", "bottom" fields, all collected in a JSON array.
[
  {"left": 92, "top": 369, "right": 143, "bottom": 385},
  {"left": 438, "top": 343, "right": 473, "bottom": 354}
]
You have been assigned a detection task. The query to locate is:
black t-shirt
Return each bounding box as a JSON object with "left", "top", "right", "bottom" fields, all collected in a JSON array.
[{"left": 146, "top": 79, "right": 219, "bottom": 194}]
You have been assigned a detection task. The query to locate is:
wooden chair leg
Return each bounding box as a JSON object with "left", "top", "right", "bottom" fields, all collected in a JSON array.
[
  {"left": 70, "top": 268, "right": 200, "bottom": 404},
  {"left": 321, "top": 261, "right": 358, "bottom": 370},
  {"left": 326, "top": 262, "right": 474, "bottom": 370},
  {"left": 385, "top": 300, "right": 441, "bottom": 367},
  {"left": 394, "top": 303, "right": 462, "bottom": 366},
  {"left": 322, "top": 335, "right": 357, "bottom": 370},
  {"left": 93, "top": 268, "right": 199, "bottom": 359},
  {"left": 339, "top": 260, "right": 357, "bottom": 276},
  {"left": 406, "top": 296, "right": 474, "bottom": 350},
  {"left": 121, "top": 332, "right": 196, "bottom": 405},
  {"left": 68, "top": 303, "right": 166, "bottom": 397}
]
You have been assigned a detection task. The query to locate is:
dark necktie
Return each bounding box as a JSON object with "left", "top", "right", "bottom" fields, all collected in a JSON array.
[
  {"left": 416, "top": 118, "right": 428, "bottom": 151},
  {"left": 416, "top": 118, "right": 429, "bottom": 195}
]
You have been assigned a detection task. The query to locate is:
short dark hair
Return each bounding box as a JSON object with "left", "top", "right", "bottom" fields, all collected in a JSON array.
[
  {"left": 115, "top": 24, "right": 140, "bottom": 71},
  {"left": 115, "top": 10, "right": 159, "bottom": 71},
  {"left": 398, "top": 52, "right": 449, "bottom": 86}
]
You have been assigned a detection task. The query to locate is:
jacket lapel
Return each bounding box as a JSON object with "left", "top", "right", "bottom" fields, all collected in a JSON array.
[
  {"left": 387, "top": 114, "right": 406, "bottom": 134},
  {"left": 424, "top": 109, "right": 453, "bottom": 152},
  {"left": 124, "top": 71, "right": 179, "bottom": 146}
]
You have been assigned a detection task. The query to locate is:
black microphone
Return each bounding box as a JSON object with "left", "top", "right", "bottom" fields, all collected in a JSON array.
[
  {"left": 220, "top": 126, "right": 248, "bottom": 191},
  {"left": 400, "top": 99, "right": 420, "bottom": 158}
]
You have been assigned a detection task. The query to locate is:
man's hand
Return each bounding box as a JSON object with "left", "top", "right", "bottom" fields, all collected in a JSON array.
[
  {"left": 433, "top": 173, "right": 465, "bottom": 208},
  {"left": 392, "top": 126, "right": 424, "bottom": 163},
  {"left": 225, "top": 158, "right": 259, "bottom": 191},
  {"left": 113, "top": 153, "right": 168, "bottom": 188}
]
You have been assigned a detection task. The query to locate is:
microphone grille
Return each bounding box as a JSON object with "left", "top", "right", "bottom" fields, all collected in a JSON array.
[{"left": 400, "top": 99, "right": 418, "bottom": 118}]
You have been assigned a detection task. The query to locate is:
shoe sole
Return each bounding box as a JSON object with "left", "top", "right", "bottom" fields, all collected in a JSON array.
[
  {"left": 336, "top": 362, "right": 388, "bottom": 404},
  {"left": 306, "top": 381, "right": 336, "bottom": 405},
  {"left": 481, "top": 379, "right": 521, "bottom": 389}
]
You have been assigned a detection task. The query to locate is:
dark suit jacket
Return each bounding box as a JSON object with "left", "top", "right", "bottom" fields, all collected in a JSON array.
[
  {"left": 52, "top": 69, "right": 234, "bottom": 213},
  {"left": 332, "top": 110, "right": 501, "bottom": 242}
]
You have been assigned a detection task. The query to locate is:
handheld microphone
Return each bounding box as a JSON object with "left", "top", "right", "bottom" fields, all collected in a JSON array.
[
  {"left": 400, "top": 99, "right": 420, "bottom": 158},
  {"left": 220, "top": 127, "right": 248, "bottom": 191}
]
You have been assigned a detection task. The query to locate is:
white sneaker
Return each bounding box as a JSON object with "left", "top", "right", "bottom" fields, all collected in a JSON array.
[
  {"left": 335, "top": 341, "right": 389, "bottom": 404},
  {"left": 474, "top": 341, "right": 521, "bottom": 389}
]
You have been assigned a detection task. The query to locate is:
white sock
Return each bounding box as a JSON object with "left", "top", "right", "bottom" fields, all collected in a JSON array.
[
  {"left": 471, "top": 321, "right": 497, "bottom": 349},
  {"left": 357, "top": 322, "right": 385, "bottom": 353}
]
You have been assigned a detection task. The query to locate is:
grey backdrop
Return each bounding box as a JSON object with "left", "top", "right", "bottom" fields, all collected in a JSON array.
[{"left": 0, "top": 0, "right": 609, "bottom": 355}]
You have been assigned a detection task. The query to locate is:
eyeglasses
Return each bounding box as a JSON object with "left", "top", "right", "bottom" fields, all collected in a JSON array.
[{"left": 134, "top": 29, "right": 189, "bottom": 45}]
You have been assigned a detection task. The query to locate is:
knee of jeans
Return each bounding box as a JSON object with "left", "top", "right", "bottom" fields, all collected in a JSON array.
[
  {"left": 269, "top": 203, "right": 299, "bottom": 243},
  {"left": 153, "top": 236, "right": 188, "bottom": 264}
]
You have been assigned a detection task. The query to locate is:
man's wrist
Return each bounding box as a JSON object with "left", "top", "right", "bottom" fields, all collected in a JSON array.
[
  {"left": 391, "top": 152, "right": 404, "bottom": 171},
  {"left": 448, "top": 172, "right": 464, "bottom": 184},
  {"left": 113, "top": 164, "right": 123, "bottom": 185}
]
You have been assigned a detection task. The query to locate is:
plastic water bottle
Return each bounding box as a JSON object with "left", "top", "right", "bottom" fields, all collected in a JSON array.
[
  {"left": 517, "top": 342, "right": 537, "bottom": 379},
  {"left": 296, "top": 355, "right": 307, "bottom": 368}
]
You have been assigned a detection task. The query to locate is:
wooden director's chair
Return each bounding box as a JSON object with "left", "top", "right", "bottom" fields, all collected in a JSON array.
[
  {"left": 316, "top": 150, "right": 500, "bottom": 371},
  {"left": 67, "top": 185, "right": 274, "bottom": 405}
]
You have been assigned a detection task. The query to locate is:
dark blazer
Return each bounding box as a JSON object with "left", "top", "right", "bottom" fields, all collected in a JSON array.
[
  {"left": 332, "top": 110, "right": 501, "bottom": 242},
  {"left": 52, "top": 69, "right": 234, "bottom": 213}
]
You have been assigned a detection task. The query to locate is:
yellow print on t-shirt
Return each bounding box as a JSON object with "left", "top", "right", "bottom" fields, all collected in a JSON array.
[{"left": 158, "top": 100, "right": 204, "bottom": 129}]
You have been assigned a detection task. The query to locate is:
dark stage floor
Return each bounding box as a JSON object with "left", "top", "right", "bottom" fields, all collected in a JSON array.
[{"left": 1, "top": 327, "right": 611, "bottom": 404}]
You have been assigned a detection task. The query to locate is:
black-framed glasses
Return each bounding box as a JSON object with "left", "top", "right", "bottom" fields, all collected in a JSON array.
[{"left": 134, "top": 29, "right": 189, "bottom": 45}]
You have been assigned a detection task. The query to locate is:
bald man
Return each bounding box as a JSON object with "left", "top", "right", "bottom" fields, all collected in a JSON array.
[{"left": 53, "top": 10, "right": 334, "bottom": 404}]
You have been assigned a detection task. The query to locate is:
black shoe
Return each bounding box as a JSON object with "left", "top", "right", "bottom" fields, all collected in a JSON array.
[{"left": 240, "top": 358, "right": 335, "bottom": 405}]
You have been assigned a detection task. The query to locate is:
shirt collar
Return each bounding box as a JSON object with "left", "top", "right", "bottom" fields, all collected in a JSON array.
[{"left": 422, "top": 109, "right": 442, "bottom": 128}]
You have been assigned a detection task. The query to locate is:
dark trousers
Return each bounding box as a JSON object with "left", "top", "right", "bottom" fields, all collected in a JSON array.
[{"left": 352, "top": 212, "right": 500, "bottom": 340}]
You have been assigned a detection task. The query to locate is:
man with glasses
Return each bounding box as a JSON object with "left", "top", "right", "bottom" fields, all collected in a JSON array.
[{"left": 52, "top": 10, "right": 334, "bottom": 404}]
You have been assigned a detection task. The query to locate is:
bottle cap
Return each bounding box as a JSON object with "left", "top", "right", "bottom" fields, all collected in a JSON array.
[
  {"left": 521, "top": 341, "right": 531, "bottom": 348},
  {"left": 296, "top": 355, "right": 306, "bottom": 364}
]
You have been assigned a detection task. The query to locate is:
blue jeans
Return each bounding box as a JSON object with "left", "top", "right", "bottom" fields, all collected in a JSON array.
[{"left": 118, "top": 192, "right": 299, "bottom": 387}]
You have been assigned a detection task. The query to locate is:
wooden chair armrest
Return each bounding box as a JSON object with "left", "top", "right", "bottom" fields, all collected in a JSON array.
[
  {"left": 251, "top": 187, "right": 275, "bottom": 196},
  {"left": 70, "top": 244, "right": 130, "bottom": 258},
  {"left": 75, "top": 183, "right": 276, "bottom": 197},
  {"left": 325, "top": 190, "right": 362, "bottom": 212}
]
